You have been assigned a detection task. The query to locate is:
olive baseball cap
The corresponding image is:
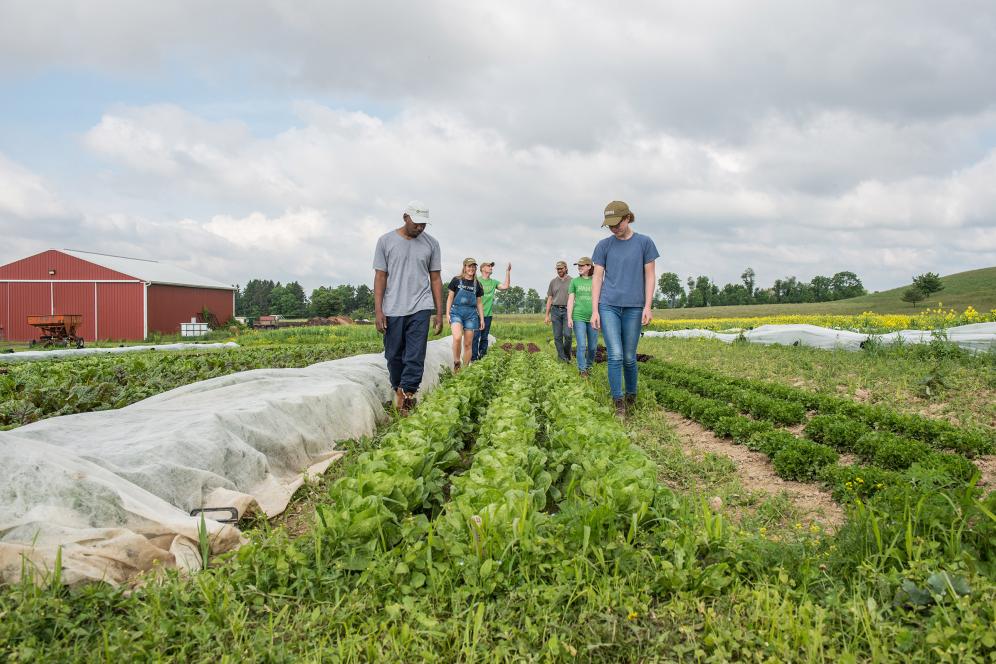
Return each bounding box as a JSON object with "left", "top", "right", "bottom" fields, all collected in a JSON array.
[
  {"left": 463, "top": 257, "right": 478, "bottom": 267},
  {"left": 574, "top": 256, "right": 593, "bottom": 266},
  {"left": 555, "top": 260, "right": 568, "bottom": 269},
  {"left": 602, "top": 200, "right": 632, "bottom": 227}
]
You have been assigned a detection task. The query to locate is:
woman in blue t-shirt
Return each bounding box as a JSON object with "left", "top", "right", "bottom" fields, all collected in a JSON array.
[
  {"left": 446, "top": 257, "right": 485, "bottom": 372},
  {"left": 590, "top": 201, "right": 659, "bottom": 417}
]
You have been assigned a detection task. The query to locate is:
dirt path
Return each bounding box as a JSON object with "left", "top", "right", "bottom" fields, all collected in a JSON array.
[
  {"left": 974, "top": 455, "right": 996, "bottom": 494},
  {"left": 662, "top": 412, "right": 845, "bottom": 528}
]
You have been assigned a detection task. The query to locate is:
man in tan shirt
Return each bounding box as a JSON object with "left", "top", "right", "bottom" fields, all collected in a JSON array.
[{"left": 544, "top": 260, "right": 574, "bottom": 362}]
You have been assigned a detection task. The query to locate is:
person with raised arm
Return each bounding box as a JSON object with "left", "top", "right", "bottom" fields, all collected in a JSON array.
[{"left": 472, "top": 261, "right": 511, "bottom": 360}]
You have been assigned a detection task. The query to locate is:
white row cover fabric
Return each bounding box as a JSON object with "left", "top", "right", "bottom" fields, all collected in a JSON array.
[
  {"left": 0, "top": 342, "right": 241, "bottom": 363},
  {"left": 644, "top": 323, "right": 996, "bottom": 352},
  {"left": 0, "top": 337, "right": 469, "bottom": 586}
]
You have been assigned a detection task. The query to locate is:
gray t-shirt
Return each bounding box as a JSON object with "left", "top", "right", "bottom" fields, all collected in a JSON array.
[
  {"left": 546, "top": 275, "right": 571, "bottom": 306},
  {"left": 373, "top": 230, "right": 442, "bottom": 317}
]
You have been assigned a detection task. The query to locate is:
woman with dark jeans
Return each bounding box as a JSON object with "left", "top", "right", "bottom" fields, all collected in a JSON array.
[{"left": 590, "top": 201, "right": 659, "bottom": 417}]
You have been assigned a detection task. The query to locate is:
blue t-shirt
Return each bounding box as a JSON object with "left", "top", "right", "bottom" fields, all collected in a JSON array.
[{"left": 591, "top": 232, "right": 660, "bottom": 307}]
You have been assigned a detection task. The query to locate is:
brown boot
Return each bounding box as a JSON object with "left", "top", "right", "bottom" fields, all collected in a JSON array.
[
  {"left": 625, "top": 393, "right": 637, "bottom": 409},
  {"left": 613, "top": 398, "right": 627, "bottom": 419},
  {"left": 401, "top": 391, "right": 417, "bottom": 416},
  {"left": 394, "top": 388, "right": 405, "bottom": 412}
]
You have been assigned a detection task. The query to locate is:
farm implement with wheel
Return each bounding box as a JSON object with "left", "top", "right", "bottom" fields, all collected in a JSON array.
[{"left": 26, "top": 314, "right": 85, "bottom": 348}]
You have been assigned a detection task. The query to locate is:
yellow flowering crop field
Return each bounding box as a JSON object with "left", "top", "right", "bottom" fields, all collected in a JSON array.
[{"left": 648, "top": 306, "right": 996, "bottom": 333}]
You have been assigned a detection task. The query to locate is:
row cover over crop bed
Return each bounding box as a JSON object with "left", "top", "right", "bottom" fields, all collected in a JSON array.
[
  {"left": 0, "top": 339, "right": 451, "bottom": 585},
  {"left": 0, "top": 341, "right": 381, "bottom": 429}
]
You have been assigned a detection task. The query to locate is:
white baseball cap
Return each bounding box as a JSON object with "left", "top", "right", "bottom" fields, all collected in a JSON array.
[{"left": 404, "top": 200, "right": 430, "bottom": 224}]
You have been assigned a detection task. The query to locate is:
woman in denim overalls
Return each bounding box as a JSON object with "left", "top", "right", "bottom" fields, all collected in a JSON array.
[{"left": 446, "top": 258, "right": 485, "bottom": 372}]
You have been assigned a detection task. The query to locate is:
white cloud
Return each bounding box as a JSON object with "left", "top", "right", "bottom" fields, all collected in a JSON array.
[{"left": 0, "top": 153, "right": 68, "bottom": 221}]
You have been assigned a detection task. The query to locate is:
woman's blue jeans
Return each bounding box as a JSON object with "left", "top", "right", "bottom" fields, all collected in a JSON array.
[
  {"left": 598, "top": 304, "right": 642, "bottom": 399},
  {"left": 572, "top": 319, "right": 598, "bottom": 372}
]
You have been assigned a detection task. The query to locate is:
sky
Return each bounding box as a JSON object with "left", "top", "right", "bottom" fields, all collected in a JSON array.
[{"left": 1, "top": 1, "right": 995, "bottom": 296}]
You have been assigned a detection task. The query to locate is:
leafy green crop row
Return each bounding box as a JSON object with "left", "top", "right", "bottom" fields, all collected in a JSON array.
[
  {"left": 316, "top": 352, "right": 502, "bottom": 567},
  {"left": 642, "top": 361, "right": 806, "bottom": 425},
  {"left": 437, "top": 357, "right": 553, "bottom": 566},
  {"left": 643, "top": 377, "right": 978, "bottom": 501},
  {"left": 0, "top": 342, "right": 380, "bottom": 428},
  {"left": 805, "top": 414, "right": 978, "bottom": 479},
  {"left": 642, "top": 359, "right": 994, "bottom": 455}
]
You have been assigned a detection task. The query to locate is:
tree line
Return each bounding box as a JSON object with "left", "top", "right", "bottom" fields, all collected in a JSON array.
[
  {"left": 236, "top": 280, "right": 376, "bottom": 319},
  {"left": 238, "top": 267, "right": 873, "bottom": 318},
  {"left": 235, "top": 279, "right": 548, "bottom": 319},
  {"left": 656, "top": 268, "right": 867, "bottom": 308}
]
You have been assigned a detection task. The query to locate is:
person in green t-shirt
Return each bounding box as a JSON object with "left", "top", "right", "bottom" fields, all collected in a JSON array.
[
  {"left": 472, "top": 261, "right": 511, "bottom": 360},
  {"left": 567, "top": 256, "right": 597, "bottom": 376}
]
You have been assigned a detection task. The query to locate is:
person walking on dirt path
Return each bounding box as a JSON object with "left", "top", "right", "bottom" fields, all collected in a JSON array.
[
  {"left": 472, "top": 261, "right": 511, "bottom": 361},
  {"left": 590, "top": 201, "right": 659, "bottom": 418},
  {"left": 446, "top": 258, "right": 485, "bottom": 372},
  {"left": 567, "top": 256, "right": 597, "bottom": 377},
  {"left": 373, "top": 200, "right": 444, "bottom": 416},
  {"left": 545, "top": 260, "right": 574, "bottom": 362}
]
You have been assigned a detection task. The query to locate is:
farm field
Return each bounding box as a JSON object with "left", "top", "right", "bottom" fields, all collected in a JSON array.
[
  {"left": 2, "top": 323, "right": 996, "bottom": 661},
  {"left": 650, "top": 266, "right": 996, "bottom": 321}
]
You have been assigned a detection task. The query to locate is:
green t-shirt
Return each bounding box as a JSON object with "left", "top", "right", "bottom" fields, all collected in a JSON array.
[
  {"left": 569, "top": 276, "right": 593, "bottom": 322},
  {"left": 478, "top": 277, "right": 500, "bottom": 317}
]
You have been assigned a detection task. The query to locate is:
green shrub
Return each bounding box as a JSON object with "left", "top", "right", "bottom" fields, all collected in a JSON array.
[
  {"left": 746, "top": 430, "right": 796, "bottom": 456},
  {"left": 821, "top": 464, "right": 900, "bottom": 502},
  {"left": 804, "top": 414, "right": 870, "bottom": 451},
  {"left": 913, "top": 452, "right": 979, "bottom": 484},
  {"left": 771, "top": 439, "right": 838, "bottom": 481},
  {"left": 938, "top": 428, "right": 995, "bottom": 456},
  {"left": 853, "top": 431, "right": 930, "bottom": 470},
  {"left": 699, "top": 403, "right": 738, "bottom": 428}
]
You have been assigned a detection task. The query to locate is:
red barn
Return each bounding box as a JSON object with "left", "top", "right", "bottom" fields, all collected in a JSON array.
[{"left": 0, "top": 249, "right": 235, "bottom": 342}]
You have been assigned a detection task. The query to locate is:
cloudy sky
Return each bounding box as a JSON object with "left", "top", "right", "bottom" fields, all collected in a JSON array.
[{"left": 2, "top": 1, "right": 995, "bottom": 295}]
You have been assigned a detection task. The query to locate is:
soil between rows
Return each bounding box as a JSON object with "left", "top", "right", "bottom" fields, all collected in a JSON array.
[{"left": 660, "top": 411, "right": 846, "bottom": 528}]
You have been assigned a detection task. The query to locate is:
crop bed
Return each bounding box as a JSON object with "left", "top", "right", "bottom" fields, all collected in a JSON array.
[
  {"left": 640, "top": 360, "right": 991, "bottom": 501},
  {"left": 0, "top": 342, "right": 380, "bottom": 428}
]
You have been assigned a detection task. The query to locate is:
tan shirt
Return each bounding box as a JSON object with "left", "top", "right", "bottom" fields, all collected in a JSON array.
[{"left": 546, "top": 275, "right": 571, "bottom": 306}]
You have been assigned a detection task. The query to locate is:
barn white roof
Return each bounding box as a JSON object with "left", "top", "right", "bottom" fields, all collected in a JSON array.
[{"left": 62, "top": 249, "right": 235, "bottom": 290}]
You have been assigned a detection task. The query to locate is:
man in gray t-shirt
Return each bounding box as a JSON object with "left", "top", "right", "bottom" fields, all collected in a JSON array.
[{"left": 373, "top": 200, "right": 444, "bottom": 415}]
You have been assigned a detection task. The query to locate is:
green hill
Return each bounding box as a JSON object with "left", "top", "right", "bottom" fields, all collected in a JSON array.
[{"left": 654, "top": 266, "right": 996, "bottom": 320}]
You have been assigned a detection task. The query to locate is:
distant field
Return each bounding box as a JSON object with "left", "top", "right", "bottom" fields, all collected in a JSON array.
[{"left": 653, "top": 266, "right": 996, "bottom": 320}]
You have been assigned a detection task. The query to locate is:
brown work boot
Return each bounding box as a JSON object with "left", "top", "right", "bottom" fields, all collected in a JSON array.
[
  {"left": 401, "top": 391, "right": 417, "bottom": 416},
  {"left": 394, "top": 388, "right": 405, "bottom": 412},
  {"left": 625, "top": 393, "right": 637, "bottom": 409},
  {"left": 613, "top": 398, "right": 627, "bottom": 419}
]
